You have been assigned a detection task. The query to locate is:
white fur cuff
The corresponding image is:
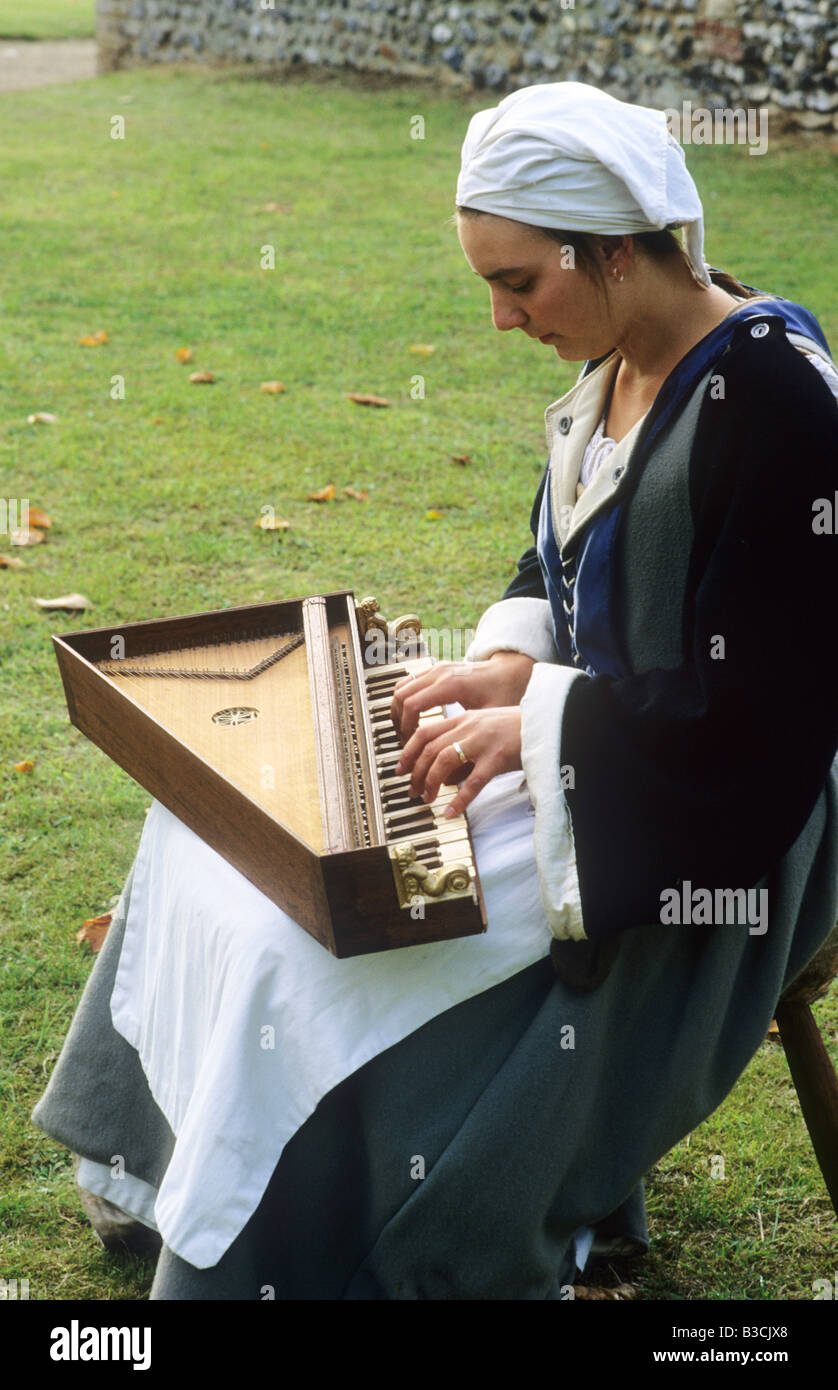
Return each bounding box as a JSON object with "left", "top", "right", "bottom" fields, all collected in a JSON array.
[
  {"left": 466, "top": 597, "right": 558, "bottom": 664},
  {"left": 520, "top": 662, "right": 588, "bottom": 940}
]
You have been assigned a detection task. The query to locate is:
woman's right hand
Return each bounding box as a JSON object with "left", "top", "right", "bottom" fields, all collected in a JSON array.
[{"left": 390, "top": 650, "right": 535, "bottom": 745}]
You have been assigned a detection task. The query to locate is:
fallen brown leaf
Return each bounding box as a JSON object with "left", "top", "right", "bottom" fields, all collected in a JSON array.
[
  {"left": 189, "top": 371, "right": 215, "bottom": 384},
  {"left": 308, "top": 484, "right": 336, "bottom": 502},
  {"left": 10, "top": 527, "right": 45, "bottom": 546},
  {"left": 346, "top": 392, "right": 390, "bottom": 407},
  {"left": 450, "top": 453, "right": 472, "bottom": 466},
  {"left": 175, "top": 347, "right": 193, "bottom": 364},
  {"left": 76, "top": 913, "right": 112, "bottom": 954},
  {"left": 343, "top": 487, "right": 369, "bottom": 502},
  {"left": 0, "top": 554, "right": 25, "bottom": 569},
  {"left": 260, "top": 381, "right": 286, "bottom": 394},
  {"left": 14, "top": 760, "right": 34, "bottom": 773},
  {"left": 28, "top": 507, "right": 52, "bottom": 529},
  {"left": 78, "top": 330, "right": 108, "bottom": 346},
  {"left": 27, "top": 412, "right": 58, "bottom": 425},
  {"left": 152, "top": 416, "right": 165, "bottom": 424},
  {"left": 255, "top": 515, "right": 291, "bottom": 531},
  {"left": 34, "top": 593, "right": 92, "bottom": 611}
]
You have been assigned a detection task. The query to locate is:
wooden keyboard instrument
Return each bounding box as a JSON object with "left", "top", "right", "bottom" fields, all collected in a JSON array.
[{"left": 53, "top": 591, "right": 486, "bottom": 957}]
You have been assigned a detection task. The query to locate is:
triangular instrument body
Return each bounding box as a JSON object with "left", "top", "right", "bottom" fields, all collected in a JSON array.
[{"left": 54, "top": 591, "right": 486, "bottom": 957}]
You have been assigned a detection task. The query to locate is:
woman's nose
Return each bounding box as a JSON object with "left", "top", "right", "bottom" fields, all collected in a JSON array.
[{"left": 490, "top": 288, "right": 527, "bottom": 332}]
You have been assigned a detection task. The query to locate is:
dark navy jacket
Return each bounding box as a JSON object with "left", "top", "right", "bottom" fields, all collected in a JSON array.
[{"left": 503, "top": 293, "right": 838, "bottom": 944}]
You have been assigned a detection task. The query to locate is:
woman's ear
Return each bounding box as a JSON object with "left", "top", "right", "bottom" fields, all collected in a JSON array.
[{"left": 597, "top": 234, "right": 633, "bottom": 281}]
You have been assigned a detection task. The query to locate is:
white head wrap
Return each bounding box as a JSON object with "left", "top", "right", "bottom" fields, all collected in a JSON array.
[{"left": 456, "top": 82, "right": 711, "bottom": 288}]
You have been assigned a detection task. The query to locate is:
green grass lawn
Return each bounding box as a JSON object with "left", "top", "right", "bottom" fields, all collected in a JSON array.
[
  {"left": 0, "top": 0, "right": 94, "bottom": 40},
  {"left": 0, "top": 65, "right": 836, "bottom": 1302}
]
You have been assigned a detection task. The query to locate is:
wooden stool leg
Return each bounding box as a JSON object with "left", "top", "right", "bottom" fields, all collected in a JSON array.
[{"left": 775, "top": 999, "right": 838, "bottom": 1217}]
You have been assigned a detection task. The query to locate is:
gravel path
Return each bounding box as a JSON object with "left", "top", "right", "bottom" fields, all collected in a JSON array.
[{"left": 0, "top": 39, "right": 96, "bottom": 92}]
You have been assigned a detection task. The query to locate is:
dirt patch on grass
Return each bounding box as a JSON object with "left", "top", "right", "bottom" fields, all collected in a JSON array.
[{"left": 0, "top": 39, "right": 95, "bottom": 91}]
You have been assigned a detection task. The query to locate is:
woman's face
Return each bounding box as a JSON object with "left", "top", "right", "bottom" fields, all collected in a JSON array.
[{"left": 457, "top": 212, "right": 617, "bottom": 363}]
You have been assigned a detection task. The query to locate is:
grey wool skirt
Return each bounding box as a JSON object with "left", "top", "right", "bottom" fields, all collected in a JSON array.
[{"left": 32, "top": 777, "right": 838, "bottom": 1299}]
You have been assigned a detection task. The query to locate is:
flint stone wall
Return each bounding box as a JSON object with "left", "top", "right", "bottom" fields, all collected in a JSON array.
[{"left": 97, "top": 0, "right": 838, "bottom": 130}]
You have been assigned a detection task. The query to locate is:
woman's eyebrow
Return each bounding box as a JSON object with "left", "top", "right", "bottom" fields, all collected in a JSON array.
[{"left": 473, "top": 265, "right": 528, "bottom": 281}]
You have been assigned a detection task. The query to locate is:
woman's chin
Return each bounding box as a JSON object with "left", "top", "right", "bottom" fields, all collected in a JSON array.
[
  {"left": 536, "top": 329, "right": 599, "bottom": 363},
  {"left": 550, "top": 340, "right": 583, "bottom": 362},
  {"left": 551, "top": 337, "right": 610, "bottom": 364}
]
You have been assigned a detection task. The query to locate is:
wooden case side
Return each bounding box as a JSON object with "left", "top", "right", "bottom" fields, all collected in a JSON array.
[
  {"left": 53, "top": 635, "right": 336, "bottom": 954},
  {"left": 302, "top": 596, "right": 353, "bottom": 853},
  {"left": 321, "top": 846, "right": 486, "bottom": 958},
  {"left": 55, "top": 595, "right": 317, "bottom": 663}
]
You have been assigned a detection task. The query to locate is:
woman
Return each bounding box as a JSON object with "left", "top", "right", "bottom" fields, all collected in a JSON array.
[
  {"left": 394, "top": 83, "right": 838, "bottom": 970},
  {"left": 34, "top": 83, "right": 838, "bottom": 1300}
]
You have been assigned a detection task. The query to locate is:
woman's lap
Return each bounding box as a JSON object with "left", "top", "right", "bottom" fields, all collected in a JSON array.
[
  {"left": 34, "top": 777, "right": 838, "bottom": 1299},
  {"left": 156, "top": 922, "right": 828, "bottom": 1297}
]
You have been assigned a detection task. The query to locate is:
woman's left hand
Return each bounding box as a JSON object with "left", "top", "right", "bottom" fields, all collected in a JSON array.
[{"left": 394, "top": 707, "right": 523, "bottom": 819}]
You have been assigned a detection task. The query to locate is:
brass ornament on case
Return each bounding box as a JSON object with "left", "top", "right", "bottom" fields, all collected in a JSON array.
[
  {"left": 389, "top": 841, "right": 476, "bottom": 911},
  {"left": 356, "top": 596, "right": 422, "bottom": 651}
]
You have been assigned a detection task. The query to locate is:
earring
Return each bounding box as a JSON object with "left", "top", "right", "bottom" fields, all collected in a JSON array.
[{"left": 612, "top": 267, "right": 624, "bottom": 282}]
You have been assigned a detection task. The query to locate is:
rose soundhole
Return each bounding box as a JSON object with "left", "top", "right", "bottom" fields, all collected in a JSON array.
[{"left": 212, "top": 707, "right": 259, "bottom": 726}]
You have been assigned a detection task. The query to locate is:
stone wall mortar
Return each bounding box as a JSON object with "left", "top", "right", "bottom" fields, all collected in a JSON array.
[{"left": 96, "top": 0, "right": 838, "bottom": 130}]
